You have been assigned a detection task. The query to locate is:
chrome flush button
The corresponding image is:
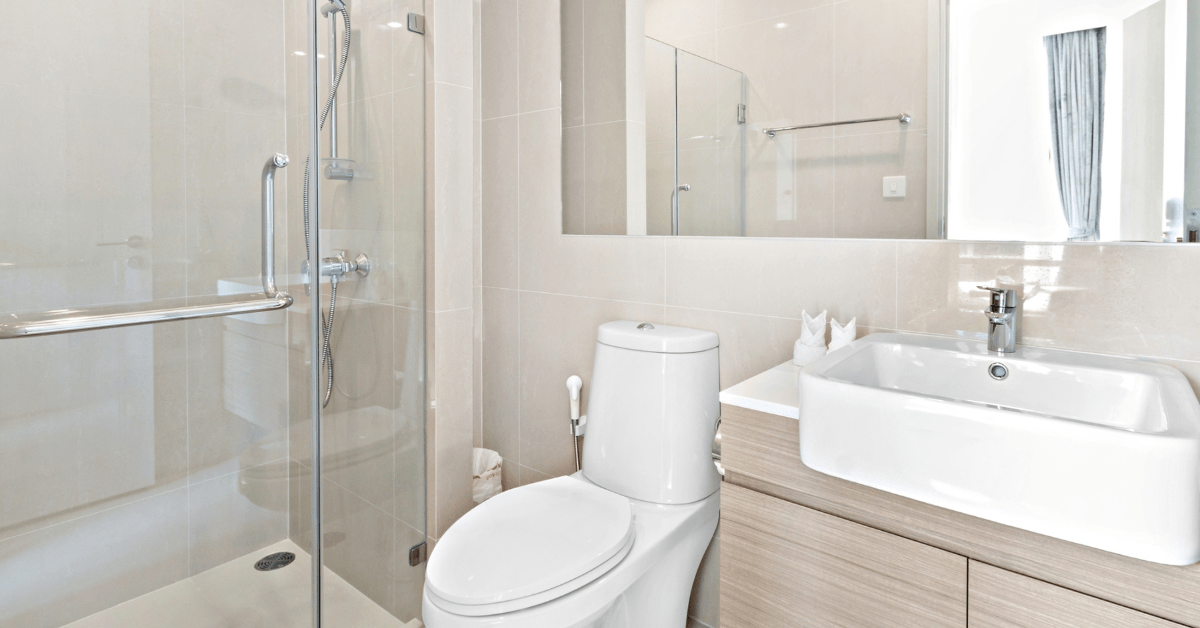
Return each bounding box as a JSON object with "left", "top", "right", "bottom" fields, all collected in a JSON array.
[
  {"left": 988, "top": 362, "right": 1009, "bottom": 380},
  {"left": 637, "top": 323, "right": 655, "bottom": 330}
]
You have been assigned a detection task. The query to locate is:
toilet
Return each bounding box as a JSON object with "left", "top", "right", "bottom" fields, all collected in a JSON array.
[{"left": 422, "top": 321, "right": 722, "bottom": 627}]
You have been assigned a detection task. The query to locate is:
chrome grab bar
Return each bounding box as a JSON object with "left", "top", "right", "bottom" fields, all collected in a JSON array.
[
  {"left": 262, "top": 153, "right": 288, "bottom": 296},
  {"left": 0, "top": 293, "right": 293, "bottom": 339},
  {"left": 0, "top": 153, "right": 293, "bottom": 340},
  {"left": 763, "top": 113, "right": 911, "bottom": 138}
]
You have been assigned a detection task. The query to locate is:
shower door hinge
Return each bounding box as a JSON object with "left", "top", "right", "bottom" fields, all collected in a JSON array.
[
  {"left": 409, "top": 541, "right": 428, "bottom": 566},
  {"left": 737, "top": 103, "right": 747, "bottom": 124},
  {"left": 407, "top": 13, "right": 425, "bottom": 35}
]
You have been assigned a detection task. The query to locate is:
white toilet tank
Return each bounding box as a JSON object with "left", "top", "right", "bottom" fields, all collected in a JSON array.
[{"left": 582, "top": 321, "right": 721, "bottom": 504}]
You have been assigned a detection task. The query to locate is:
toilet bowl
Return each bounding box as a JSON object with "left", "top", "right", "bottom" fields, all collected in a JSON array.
[
  {"left": 422, "top": 321, "right": 722, "bottom": 627},
  {"left": 422, "top": 473, "right": 719, "bottom": 627}
]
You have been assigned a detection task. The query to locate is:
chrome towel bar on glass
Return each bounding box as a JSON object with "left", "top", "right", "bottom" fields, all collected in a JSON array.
[
  {"left": 763, "top": 113, "right": 911, "bottom": 137},
  {"left": 0, "top": 153, "right": 293, "bottom": 340}
]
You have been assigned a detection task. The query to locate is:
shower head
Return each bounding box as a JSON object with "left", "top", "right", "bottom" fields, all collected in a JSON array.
[{"left": 320, "top": 0, "right": 346, "bottom": 16}]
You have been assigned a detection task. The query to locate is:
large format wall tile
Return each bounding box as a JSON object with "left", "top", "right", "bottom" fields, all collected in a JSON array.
[
  {"left": 184, "top": 0, "right": 285, "bottom": 117},
  {"left": 581, "top": 0, "right": 628, "bottom": 125},
  {"left": 481, "top": 0, "right": 520, "bottom": 119},
  {"left": 664, "top": 306, "right": 805, "bottom": 391},
  {"left": 188, "top": 465, "right": 288, "bottom": 575},
  {"left": 0, "top": 1, "right": 152, "bottom": 100},
  {"left": 898, "top": 241, "right": 1200, "bottom": 361},
  {"left": 184, "top": 108, "right": 286, "bottom": 297},
  {"left": 519, "top": 0, "right": 561, "bottom": 114},
  {"left": 832, "top": 131, "right": 928, "bottom": 239},
  {"left": 664, "top": 237, "right": 897, "bottom": 328},
  {"left": 717, "top": 5, "right": 835, "bottom": 129},
  {"left": 432, "top": 0, "right": 475, "bottom": 88},
  {"left": 187, "top": 316, "right": 289, "bottom": 484},
  {"left": 0, "top": 488, "right": 189, "bottom": 628},
  {"left": 321, "top": 300, "right": 398, "bottom": 510},
  {"left": 833, "top": 0, "right": 927, "bottom": 133},
  {"left": 482, "top": 115, "right": 520, "bottom": 288},
  {"left": 645, "top": 0, "right": 717, "bottom": 47},
  {"left": 715, "top": 0, "right": 833, "bottom": 28},
  {"left": 517, "top": 291, "right": 664, "bottom": 477},
  {"left": 432, "top": 82, "right": 476, "bottom": 312},
  {"left": 482, "top": 287, "right": 521, "bottom": 463},
  {"left": 433, "top": 307, "right": 475, "bottom": 536},
  {"left": 319, "top": 480, "right": 396, "bottom": 612}
]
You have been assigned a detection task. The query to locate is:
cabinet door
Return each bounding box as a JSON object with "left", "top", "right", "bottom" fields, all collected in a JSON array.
[
  {"left": 969, "top": 561, "right": 1184, "bottom": 628},
  {"left": 720, "top": 484, "right": 967, "bottom": 628}
]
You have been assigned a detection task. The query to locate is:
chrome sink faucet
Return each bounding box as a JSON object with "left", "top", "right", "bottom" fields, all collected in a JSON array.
[{"left": 979, "top": 286, "right": 1018, "bottom": 353}]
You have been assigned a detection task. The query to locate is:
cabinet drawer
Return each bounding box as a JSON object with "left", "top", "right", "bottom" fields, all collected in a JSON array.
[
  {"left": 969, "top": 561, "right": 1184, "bottom": 628},
  {"left": 720, "top": 483, "right": 967, "bottom": 628}
]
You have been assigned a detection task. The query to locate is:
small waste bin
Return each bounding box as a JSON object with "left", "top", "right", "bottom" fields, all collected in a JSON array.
[{"left": 472, "top": 448, "right": 503, "bottom": 503}]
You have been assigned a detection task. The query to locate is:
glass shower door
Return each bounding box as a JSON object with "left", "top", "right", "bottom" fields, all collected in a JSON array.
[
  {"left": 0, "top": 0, "right": 310, "bottom": 625},
  {"left": 0, "top": 1, "right": 426, "bottom": 627},
  {"left": 298, "top": 0, "right": 429, "bottom": 625},
  {"left": 676, "top": 50, "right": 747, "bottom": 236}
]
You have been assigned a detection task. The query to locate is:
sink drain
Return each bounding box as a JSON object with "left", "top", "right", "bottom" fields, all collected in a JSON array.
[
  {"left": 254, "top": 551, "right": 296, "bottom": 571},
  {"left": 988, "top": 362, "right": 1009, "bottom": 380}
]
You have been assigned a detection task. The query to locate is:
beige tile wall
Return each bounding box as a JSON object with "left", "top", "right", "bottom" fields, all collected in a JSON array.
[
  {"left": 426, "top": 0, "right": 479, "bottom": 548},
  {"left": 480, "top": 2, "right": 1200, "bottom": 627},
  {"left": 646, "top": 0, "right": 928, "bottom": 239},
  {"left": 561, "top": 0, "right": 651, "bottom": 235}
]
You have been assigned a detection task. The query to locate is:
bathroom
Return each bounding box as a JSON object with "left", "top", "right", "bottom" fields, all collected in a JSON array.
[{"left": 2, "top": 0, "right": 1199, "bottom": 626}]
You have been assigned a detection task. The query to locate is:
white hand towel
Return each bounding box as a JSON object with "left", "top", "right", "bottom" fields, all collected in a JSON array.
[
  {"left": 829, "top": 317, "right": 857, "bottom": 353},
  {"left": 793, "top": 310, "right": 828, "bottom": 366}
]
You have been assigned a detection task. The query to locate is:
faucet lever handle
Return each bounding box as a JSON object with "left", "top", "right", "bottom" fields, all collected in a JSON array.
[{"left": 977, "top": 285, "right": 1017, "bottom": 311}]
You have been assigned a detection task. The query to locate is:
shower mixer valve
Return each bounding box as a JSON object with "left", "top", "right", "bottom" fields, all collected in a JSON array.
[
  {"left": 301, "top": 250, "right": 370, "bottom": 290},
  {"left": 318, "top": 249, "right": 370, "bottom": 282}
]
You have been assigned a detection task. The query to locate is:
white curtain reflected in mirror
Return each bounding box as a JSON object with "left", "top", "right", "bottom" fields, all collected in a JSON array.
[{"left": 948, "top": 0, "right": 1187, "bottom": 242}]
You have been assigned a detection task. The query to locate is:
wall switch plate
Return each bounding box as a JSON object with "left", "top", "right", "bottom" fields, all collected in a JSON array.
[{"left": 883, "top": 176, "right": 906, "bottom": 199}]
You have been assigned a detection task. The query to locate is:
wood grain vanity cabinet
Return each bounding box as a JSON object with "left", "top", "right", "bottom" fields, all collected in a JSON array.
[
  {"left": 721, "top": 483, "right": 966, "bottom": 628},
  {"left": 719, "top": 402, "right": 1200, "bottom": 628},
  {"left": 967, "top": 561, "right": 1183, "bottom": 628}
]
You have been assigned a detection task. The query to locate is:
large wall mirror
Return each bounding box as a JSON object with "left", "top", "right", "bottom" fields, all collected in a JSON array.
[{"left": 560, "top": 0, "right": 1200, "bottom": 243}]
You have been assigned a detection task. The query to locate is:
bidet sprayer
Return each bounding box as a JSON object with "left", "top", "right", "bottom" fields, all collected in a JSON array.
[{"left": 567, "top": 375, "right": 585, "bottom": 471}]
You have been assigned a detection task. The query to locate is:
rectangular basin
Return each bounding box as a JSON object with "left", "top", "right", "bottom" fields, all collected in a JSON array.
[{"left": 798, "top": 333, "right": 1200, "bottom": 565}]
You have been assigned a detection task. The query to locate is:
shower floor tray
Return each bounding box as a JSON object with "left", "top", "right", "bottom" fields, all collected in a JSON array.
[{"left": 62, "top": 540, "right": 421, "bottom": 628}]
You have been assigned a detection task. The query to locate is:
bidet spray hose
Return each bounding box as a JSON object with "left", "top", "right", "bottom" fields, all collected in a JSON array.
[{"left": 567, "top": 376, "right": 583, "bottom": 471}]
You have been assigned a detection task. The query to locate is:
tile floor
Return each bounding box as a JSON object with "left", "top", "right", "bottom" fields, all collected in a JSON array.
[{"left": 63, "top": 540, "right": 421, "bottom": 628}]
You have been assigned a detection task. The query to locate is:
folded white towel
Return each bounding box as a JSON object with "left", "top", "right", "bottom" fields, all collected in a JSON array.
[
  {"left": 793, "top": 310, "right": 828, "bottom": 366},
  {"left": 829, "top": 317, "right": 856, "bottom": 353}
]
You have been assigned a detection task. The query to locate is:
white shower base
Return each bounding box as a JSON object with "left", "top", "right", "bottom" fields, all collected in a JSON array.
[{"left": 63, "top": 540, "right": 420, "bottom": 628}]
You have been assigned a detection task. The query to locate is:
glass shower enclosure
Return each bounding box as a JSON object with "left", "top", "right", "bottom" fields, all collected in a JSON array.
[
  {"left": 0, "top": 1, "right": 427, "bottom": 627},
  {"left": 646, "top": 38, "right": 747, "bottom": 236}
]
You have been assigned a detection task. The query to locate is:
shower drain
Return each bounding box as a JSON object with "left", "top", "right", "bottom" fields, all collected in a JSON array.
[{"left": 254, "top": 552, "right": 296, "bottom": 571}]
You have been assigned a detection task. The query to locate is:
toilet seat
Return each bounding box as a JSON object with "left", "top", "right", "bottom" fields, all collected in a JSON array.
[{"left": 425, "top": 476, "right": 635, "bottom": 617}]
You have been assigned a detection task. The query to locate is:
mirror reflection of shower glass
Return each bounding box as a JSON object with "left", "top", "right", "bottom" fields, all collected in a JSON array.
[
  {"left": 560, "top": 0, "right": 1198, "bottom": 244},
  {"left": 561, "top": 5, "right": 747, "bottom": 237}
]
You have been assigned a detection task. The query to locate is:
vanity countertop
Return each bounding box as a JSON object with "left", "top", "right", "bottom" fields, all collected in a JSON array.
[{"left": 719, "top": 360, "right": 801, "bottom": 420}]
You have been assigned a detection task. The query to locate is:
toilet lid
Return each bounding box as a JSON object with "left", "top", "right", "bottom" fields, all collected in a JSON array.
[{"left": 425, "top": 476, "right": 635, "bottom": 607}]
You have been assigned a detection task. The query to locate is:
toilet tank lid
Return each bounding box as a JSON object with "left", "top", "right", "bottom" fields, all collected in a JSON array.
[{"left": 598, "top": 321, "right": 719, "bottom": 354}]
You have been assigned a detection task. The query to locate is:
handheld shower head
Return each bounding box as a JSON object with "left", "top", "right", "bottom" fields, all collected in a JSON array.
[{"left": 320, "top": 0, "right": 346, "bottom": 16}]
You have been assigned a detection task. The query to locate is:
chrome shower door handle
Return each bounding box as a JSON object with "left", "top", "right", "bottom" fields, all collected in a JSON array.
[
  {"left": 262, "top": 153, "right": 289, "bottom": 296},
  {"left": 671, "top": 184, "right": 692, "bottom": 236}
]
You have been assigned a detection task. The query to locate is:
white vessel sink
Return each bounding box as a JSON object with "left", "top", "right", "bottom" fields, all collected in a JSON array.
[{"left": 798, "top": 333, "right": 1200, "bottom": 565}]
